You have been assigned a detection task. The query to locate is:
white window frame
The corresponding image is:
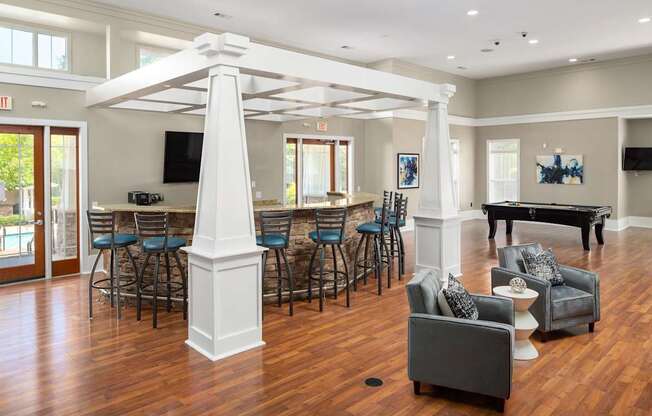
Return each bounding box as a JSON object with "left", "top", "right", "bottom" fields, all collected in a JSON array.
[
  {"left": 450, "top": 139, "right": 461, "bottom": 209},
  {"left": 282, "top": 134, "right": 354, "bottom": 204},
  {"left": 136, "top": 44, "right": 176, "bottom": 68},
  {"left": 486, "top": 138, "right": 520, "bottom": 203},
  {"left": 0, "top": 21, "right": 71, "bottom": 72}
]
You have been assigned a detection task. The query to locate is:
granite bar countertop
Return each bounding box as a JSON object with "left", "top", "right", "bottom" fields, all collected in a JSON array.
[{"left": 93, "top": 192, "right": 378, "bottom": 214}]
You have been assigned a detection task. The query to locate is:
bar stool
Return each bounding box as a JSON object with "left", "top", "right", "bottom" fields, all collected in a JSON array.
[
  {"left": 379, "top": 193, "right": 408, "bottom": 278},
  {"left": 392, "top": 195, "right": 408, "bottom": 277},
  {"left": 307, "top": 208, "right": 350, "bottom": 312},
  {"left": 374, "top": 190, "right": 394, "bottom": 220},
  {"left": 257, "top": 211, "right": 294, "bottom": 316},
  {"left": 134, "top": 212, "right": 188, "bottom": 328},
  {"left": 87, "top": 210, "right": 139, "bottom": 320},
  {"left": 353, "top": 198, "right": 392, "bottom": 295}
]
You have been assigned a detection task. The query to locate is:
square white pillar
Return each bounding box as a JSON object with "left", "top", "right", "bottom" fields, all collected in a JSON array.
[
  {"left": 414, "top": 86, "right": 461, "bottom": 282},
  {"left": 184, "top": 35, "right": 266, "bottom": 361}
]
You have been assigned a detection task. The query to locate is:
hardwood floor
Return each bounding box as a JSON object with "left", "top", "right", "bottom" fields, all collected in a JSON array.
[{"left": 0, "top": 220, "right": 651, "bottom": 415}]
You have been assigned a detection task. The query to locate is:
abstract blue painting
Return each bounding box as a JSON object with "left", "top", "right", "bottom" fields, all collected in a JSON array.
[
  {"left": 397, "top": 153, "right": 419, "bottom": 189},
  {"left": 536, "top": 154, "right": 584, "bottom": 185}
]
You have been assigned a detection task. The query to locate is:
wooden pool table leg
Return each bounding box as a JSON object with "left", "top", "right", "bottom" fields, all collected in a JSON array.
[
  {"left": 488, "top": 217, "right": 497, "bottom": 239},
  {"left": 505, "top": 220, "right": 514, "bottom": 235},
  {"left": 581, "top": 225, "right": 591, "bottom": 251},
  {"left": 595, "top": 223, "right": 605, "bottom": 245}
]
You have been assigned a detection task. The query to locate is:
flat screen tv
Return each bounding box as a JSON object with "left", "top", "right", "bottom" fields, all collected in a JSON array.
[
  {"left": 623, "top": 147, "right": 652, "bottom": 171},
  {"left": 163, "top": 131, "right": 204, "bottom": 183}
]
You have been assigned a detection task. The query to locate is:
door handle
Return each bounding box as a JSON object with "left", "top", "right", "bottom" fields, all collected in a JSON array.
[{"left": 28, "top": 220, "right": 44, "bottom": 226}]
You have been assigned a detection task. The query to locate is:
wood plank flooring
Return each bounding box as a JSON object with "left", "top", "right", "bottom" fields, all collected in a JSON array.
[{"left": 0, "top": 220, "right": 650, "bottom": 415}]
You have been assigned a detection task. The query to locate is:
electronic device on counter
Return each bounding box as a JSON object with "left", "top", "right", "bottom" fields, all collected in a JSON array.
[
  {"left": 131, "top": 192, "right": 164, "bottom": 206},
  {"left": 128, "top": 191, "right": 145, "bottom": 203}
]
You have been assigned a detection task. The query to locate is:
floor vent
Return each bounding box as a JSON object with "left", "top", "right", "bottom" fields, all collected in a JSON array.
[{"left": 364, "top": 377, "right": 383, "bottom": 387}]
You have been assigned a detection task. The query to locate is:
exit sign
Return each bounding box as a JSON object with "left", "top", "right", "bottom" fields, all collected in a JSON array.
[
  {"left": 316, "top": 120, "right": 328, "bottom": 132},
  {"left": 0, "top": 96, "right": 12, "bottom": 111}
]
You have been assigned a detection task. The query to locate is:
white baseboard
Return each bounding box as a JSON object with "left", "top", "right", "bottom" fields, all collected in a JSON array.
[
  {"left": 626, "top": 216, "right": 652, "bottom": 229},
  {"left": 459, "top": 210, "right": 484, "bottom": 221}
]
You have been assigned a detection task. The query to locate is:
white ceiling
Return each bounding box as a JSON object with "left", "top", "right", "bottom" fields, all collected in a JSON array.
[{"left": 93, "top": 0, "right": 652, "bottom": 78}]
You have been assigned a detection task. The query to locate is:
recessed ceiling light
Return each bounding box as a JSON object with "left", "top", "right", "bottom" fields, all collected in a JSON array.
[
  {"left": 639, "top": 17, "right": 651, "bottom": 23},
  {"left": 568, "top": 58, "right": 578, "bottom": 63},
  {"left": 447, "top": 55, "right": 456, "bottom": 60},
  {"left": 213, "top": 12, "right": 232, "bottom": 19},
  {"left": 467, "top": 10, "right": 479, "bottom": 16},
  {"left": 528, "top": 39, "right": 539, "bottom": 45}
]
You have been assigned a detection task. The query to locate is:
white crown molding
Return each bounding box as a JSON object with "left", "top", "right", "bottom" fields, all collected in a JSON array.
[
  {"left": 383, "top": 104, "right": 652, "bottom": 127},
  {"left": 0, "top": 64, "right": 105, "bottom": 91}
]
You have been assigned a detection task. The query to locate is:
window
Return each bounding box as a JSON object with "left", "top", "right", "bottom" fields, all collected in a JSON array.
[
  {"left": 284, "top": 137, "right": 352, "bottom": 204},
  {"left": 138, "top": 46, "right": 174, "bottom": 68},
  {"left": 487, "top": 139, "right": 520, "bottom": 203},
  {"left": 450, "top": 139, "right": 460, "bottom": 208},
  {"left": 0, "top": 24, "right": 68, "bottom": 70}
]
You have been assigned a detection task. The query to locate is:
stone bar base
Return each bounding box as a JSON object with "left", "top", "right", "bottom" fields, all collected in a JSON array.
[{"left": 101, "top": 201, "right": 375, "bottom": 304}]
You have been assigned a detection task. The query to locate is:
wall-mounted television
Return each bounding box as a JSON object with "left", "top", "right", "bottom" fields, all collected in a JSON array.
[
  {"left": 163, "top": 131, "right": 204, "bottom": 183},
  {"left": 623, "top": 147, "right": 652, "bottom": 171}
]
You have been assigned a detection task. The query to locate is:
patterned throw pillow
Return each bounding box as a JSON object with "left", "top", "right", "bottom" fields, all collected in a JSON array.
[
  {"left": 520, "top": 248, "right": 565, "bottom": 286},
  {"left": 437, "top": 274, "right": 479, "bottom": 320}
]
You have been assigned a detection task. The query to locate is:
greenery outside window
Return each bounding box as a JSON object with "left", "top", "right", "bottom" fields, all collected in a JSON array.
[{"left": 138, "top": 45, "right": 175, "bottom": 68}]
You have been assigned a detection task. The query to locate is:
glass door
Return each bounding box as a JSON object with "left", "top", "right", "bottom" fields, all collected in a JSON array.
[
  {"left": 50, "top": 127, "right": 79, "bottom": 276},
  {"left": 0, "top": 125, "right": 45, "bottom": 283}
]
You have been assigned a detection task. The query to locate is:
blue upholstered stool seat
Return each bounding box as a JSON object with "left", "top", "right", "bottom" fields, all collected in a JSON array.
[
  {"left": 356, "top": 222, "right": 384, "bottom": 234},
  {"left": 374, "top": 207, "right": 395, "bottom": 218},
  {"left": 142, "top": 237, "right": 187, "bottom": 252},
  {"left": 375, "top": 215, "right": 406, "bottom": 227},
  {"left": 256, "top": 234, "right": 288, "bottom": 248},
  {"left": 308, "top": 230, "right": 342, "bottom": 244},
  {"left": 92, "top": 233, "right": 138, "bottom": 249}
]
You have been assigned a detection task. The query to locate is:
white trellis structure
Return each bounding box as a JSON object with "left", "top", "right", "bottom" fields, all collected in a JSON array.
[{"left": 86, "top": 32, "right": 460, "bottom": 361}]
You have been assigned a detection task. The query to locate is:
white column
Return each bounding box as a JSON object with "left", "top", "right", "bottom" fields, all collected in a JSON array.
[
  {"left": 413, "top": 84, "right": 461, "bottom": 282},
  {"left": 184, "top": 34, "right": 266, "bottom": 361}
]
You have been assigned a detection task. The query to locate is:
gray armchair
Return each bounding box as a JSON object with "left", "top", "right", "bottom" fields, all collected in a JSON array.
[
  {"left": 491, "top": 243, "right": 600, "bottom": 340},
  {"left": 406, "top": 271, "right": 514, "bottom": 410}
]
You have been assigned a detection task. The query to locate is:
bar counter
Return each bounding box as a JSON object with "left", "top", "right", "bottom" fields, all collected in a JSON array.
[{"left": 93, "top": 193, "right": 377, "bottom": 304}]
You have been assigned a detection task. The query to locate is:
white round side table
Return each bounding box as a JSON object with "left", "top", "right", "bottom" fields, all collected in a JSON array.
[{"left": 492, "top": 286, "right": 539, "bottom": 361}]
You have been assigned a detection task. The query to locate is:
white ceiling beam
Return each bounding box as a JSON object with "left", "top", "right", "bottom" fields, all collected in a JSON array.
[{"left": 86, "top": 32, "right": 453, "bottom": 108}]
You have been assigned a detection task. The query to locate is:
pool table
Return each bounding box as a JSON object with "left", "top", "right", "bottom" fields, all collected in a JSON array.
[{"left": 481, "top": 201, "right": 612, "bottom": 250}]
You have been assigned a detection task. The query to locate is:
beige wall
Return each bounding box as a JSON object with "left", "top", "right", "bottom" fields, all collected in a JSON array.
[
  {"left": 369, "top": 59, "right": 476, "bottom": 118},
  {"left": 474, "top": 118, "right": 621, "bottom": 217},
  {"left": 623, "top": 118, "right": 652, "bottom": 217},
  {"left": 246, "top": 117, "right": 366, "bottom": 203},
  {"left": 362, "top": 118, "right": 476, "bottom": 217},
  {"left": 476, "top": 56, "right": 652, "bottom": 118},
  {"left": 0, "top": 82, "right": 204, "bottom": 206}
]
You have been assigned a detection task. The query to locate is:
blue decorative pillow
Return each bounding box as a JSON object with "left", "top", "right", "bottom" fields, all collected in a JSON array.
[
  {"left": 437, "top": 274, "right": 479, "bottom": 320},
  {"left": 521, "top": 248, "right": 565, "bottom": 286}
]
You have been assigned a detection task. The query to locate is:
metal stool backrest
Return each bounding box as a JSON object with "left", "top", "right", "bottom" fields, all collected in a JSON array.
[
  {"left": 382, "top": 191, "right": 393, "bottom": 211},
  {"left": 377, "top": 197, "right": 392, "bottom": 234},
  {"left": 315, "top": 208, "right": 347, "bottom": 244},
  {"left": 260, "top": 211, "right": 293, "bottom": 248},
  {"left": 87, "top": 210, "right": 116, "bottom": 248},
  {"left": 134, "top": 212, "right": 169, "bottom": 250},
  {"left": 394, "top": 193, "right": 408, "bottom": 224}
]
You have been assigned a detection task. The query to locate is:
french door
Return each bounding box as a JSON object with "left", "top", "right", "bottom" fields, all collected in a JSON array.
[
  {"left": 0, "top": 125, "right": 45, "bottom": 282},
  {"left": 50, "top": 127, "right": 80, "bottom": 277},
  {"left": 285, "top": 137, "right": 350, "bottom": 204}
]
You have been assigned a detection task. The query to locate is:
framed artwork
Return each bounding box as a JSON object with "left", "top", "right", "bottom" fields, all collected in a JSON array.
[
  {"left": 536, "top": 154, "right": 584, "bottom": 185},
  {"left": 397, "top": 153, "right": 420, "bottom": 189}
]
